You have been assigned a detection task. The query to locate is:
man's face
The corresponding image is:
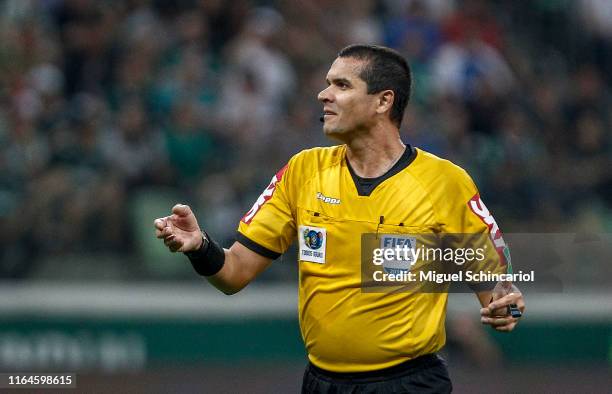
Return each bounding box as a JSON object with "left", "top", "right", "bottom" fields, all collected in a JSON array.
[{"left": 318, "top": 57, "right": 378, "bottom": 139}]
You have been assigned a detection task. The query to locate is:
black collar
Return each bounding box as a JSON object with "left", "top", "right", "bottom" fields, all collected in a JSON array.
[{"left": 346, "top": 145, "right": 417, "bottom": 197}]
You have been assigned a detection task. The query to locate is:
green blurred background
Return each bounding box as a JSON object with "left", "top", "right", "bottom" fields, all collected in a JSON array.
[{"left": 1, "top": 0, "right": 611, "bottom": 392}]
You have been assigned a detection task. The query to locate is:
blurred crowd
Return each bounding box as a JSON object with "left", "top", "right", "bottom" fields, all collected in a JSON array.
[{"left": 0, "top": 0, "right": 610, "bottom": 279}]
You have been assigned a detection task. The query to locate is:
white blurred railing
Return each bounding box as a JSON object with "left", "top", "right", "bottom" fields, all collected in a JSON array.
[{"left": 0, "top": 282, "right": 610, "bottom": 322}]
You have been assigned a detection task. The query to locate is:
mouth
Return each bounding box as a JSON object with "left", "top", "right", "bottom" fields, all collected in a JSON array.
[{"left": 323, "top": 110, "right": 336, "bottom": 118}]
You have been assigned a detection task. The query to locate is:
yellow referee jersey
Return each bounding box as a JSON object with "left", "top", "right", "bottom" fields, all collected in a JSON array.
[{"left": 237, "top": 145, "right": 507, "bottom": 372}]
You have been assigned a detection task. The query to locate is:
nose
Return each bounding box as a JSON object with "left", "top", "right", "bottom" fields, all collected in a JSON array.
[{"left": 318, "top": 86, "right": 332, "bottom": 103}]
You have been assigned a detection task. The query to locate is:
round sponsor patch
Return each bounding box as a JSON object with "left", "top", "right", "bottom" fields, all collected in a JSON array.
[{"left": 303, "top": 229, "right": 323, "bottom": 250}]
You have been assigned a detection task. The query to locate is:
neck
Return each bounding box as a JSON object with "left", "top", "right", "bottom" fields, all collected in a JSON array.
[{"left": 345, "top": 125, "right": 406, "bottom": 178}]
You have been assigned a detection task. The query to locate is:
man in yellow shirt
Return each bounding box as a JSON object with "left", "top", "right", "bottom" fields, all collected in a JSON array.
[{"left": 154, "top": 44, "right": 525, "bottom": 393}]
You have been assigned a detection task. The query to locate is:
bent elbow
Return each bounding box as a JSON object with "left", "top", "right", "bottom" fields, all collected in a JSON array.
[
  {"left": 221, "top": 288, "right": 239, "bottom": 296},
  {"left": 219, "top": 283, "right": 246, "bottom": 295}
]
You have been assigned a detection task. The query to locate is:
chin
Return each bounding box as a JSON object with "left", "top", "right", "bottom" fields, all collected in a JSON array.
[
  {"left": 323, "top": 127, "right": 349, "bottom": 142},
  {"left": 323, "top": 125, "right": 339, "bottom": 136}
]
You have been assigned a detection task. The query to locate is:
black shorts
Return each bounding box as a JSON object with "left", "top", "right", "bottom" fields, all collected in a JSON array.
[{"left": 301, "top": 354, "right": 452, "bottom": 394}]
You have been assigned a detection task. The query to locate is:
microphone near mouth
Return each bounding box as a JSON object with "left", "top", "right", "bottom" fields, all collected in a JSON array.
[{"left": 320, "top": 115, "right": 324, "bottom": 123}]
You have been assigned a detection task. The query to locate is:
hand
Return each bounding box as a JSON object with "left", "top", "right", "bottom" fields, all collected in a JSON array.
[
  {"left": 480, "top": 282, "right": 525, "bottom": 332},
  {"left": 154, "top": 204, "right": 203, "bottom": 253}
]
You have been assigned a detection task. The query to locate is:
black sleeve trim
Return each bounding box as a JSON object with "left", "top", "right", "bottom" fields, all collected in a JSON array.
[{"left": 235, "top": 232, "right": 282, "bottom": 260}]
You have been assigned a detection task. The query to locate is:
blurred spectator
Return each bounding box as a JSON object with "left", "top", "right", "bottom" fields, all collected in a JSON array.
[
  {"left": 566, "top": 64, "right": 610, "bottom": 125},
  {"left": 442, "top": 0, "right": 504, "bottom": 49},
  {"left": 218, "top": 6, "right": 296, "bottom": 148},
  {"left": 385, "top": 0, "right": 441, "bottom": 59},
  {"left": 163, "top": 100, "right": 218, "bottom": 183},
  {"left": 52, "top": 0, "right": 117, "bottom": 97},
  {"left": 100, "top": 99, "right": 169, "bottom": 189},
  {"left": 341, "top": 0, "right": 383, "bottom": 45},
  {"left": 528, "top": 78, "right": 567, "bottom": 155},
  {"left": 431, "top": 32, "right": 514, "bottom": 101},
  {"left": 563, "top": 111, "right": 612, "bottom": 208},
  {"left": 384, "top": 0, "right": 441, "bottom": 105},
  {"left": 578, "top": 0, "right": 612, "bottom": 84}
]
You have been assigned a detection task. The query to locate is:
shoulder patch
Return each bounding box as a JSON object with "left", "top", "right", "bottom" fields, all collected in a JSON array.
[
  {"left": 242, "top": 165, "right": 288, "bottom": 224},
  {"left": 468, "top": 193, "right": 508, "bottom": 265}
]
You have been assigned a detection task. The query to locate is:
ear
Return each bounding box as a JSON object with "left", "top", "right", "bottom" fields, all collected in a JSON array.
[{"left": 376, "top": 90, "right": 395, "bottom": 115}]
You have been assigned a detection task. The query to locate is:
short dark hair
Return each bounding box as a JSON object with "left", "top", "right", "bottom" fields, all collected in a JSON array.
[{"left": 338, "top": 44, "right": 411, "bottom": 127}]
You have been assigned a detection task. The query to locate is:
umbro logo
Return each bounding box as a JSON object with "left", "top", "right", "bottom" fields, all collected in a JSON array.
[{"left": 316, "top": 192, "right": 341, "bottom": 205}]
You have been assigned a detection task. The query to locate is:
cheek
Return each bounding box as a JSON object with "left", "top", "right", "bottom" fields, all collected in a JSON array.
[
  {"left": 345, "top": 99, "right": 374, "bottom": 121},
  {"left": 341, "top": 96, "right": 368, "bottom": 116}
]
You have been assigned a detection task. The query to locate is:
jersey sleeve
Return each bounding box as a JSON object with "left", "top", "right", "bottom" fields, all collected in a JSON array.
[
  {"left": 436, "top": 165, "right": 508, "bottom": 289},
  {"left": 236, "top": 159, "right": 298, "bottom": 259}
]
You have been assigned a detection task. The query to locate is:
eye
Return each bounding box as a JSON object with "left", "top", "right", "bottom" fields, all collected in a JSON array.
[{"left": 336, "top": 82, "right": 348, "bottom": 89}]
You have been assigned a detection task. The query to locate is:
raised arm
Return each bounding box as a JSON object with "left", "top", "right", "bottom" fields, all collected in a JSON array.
[{"left": 154, "top": 204, "right": 272, "bottom": 294}]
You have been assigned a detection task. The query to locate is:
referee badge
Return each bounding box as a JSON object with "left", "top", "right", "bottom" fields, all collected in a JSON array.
[
  {"left": 380, "top": 235, "right": 417, "bottom": 274},
  {"left": 299, "top": 225, "right": 327, "bottom": 264}
]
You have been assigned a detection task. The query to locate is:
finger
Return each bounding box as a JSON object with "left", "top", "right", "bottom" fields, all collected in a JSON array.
[
  {"left": 493, "top": 322, "right": 517, "bottom": 332},
  {"left": 172, "top": 204, "right": 192, "bottom": 217},
  {"left": 164, "top": 235, "right": 183, "bottom": 252},
  {"left": 163, "top": 234, "right": 177, "bottom": 245},
  {"left": 481, "top": 316, "right": 518, "bottom": 326},
  {"left": 156, "top": 227, "right": 172, "bottom": 239},
  {"left": 168, "top": 238, "right": 183, "bottom": 252},
  {"left": 154, "top": 218, "right": 167, "bottom": 230},
  {"left": 170, "top": 242, "right": 182, "bottom": 252},
  {"left": 488, "top": 292, "right": 521, "bottom": 312},
  {"left": 480, "top": 307, "right": 506, "bottom": 317}
]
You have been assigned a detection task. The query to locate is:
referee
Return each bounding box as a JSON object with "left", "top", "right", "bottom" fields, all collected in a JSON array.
[{"left": 154, "top": 44, "right": 525, "bottom": 393}]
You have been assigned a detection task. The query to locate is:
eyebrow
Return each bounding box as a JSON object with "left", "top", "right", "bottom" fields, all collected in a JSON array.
[{"left": 326, "top": 77, "right": 352, "bottom": 86}]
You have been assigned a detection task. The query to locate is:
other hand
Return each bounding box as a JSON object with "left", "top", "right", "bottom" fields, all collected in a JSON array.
[
  {"left": 480, "top": 283, "right": 525, "bottom": 332},
  {"left": 154, "top": 204, "right": 203, "bottom": 253}
]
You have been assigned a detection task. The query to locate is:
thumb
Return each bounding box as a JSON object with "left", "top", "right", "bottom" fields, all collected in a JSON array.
[
  {"left": 172, "top": 204, "right": 193, "bottom": 217},
  {"left": 488, "top": 293, "right": 515, "bottom": 313}
]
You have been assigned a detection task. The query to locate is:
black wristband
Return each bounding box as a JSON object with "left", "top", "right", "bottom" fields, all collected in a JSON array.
[{"left": 184, "top": 232, "right": 225, "bottom": 276}]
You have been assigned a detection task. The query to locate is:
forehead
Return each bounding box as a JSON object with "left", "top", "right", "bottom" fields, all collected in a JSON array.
[{"left": 326, "top": 57, "right": 366, "bottom": 82}]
